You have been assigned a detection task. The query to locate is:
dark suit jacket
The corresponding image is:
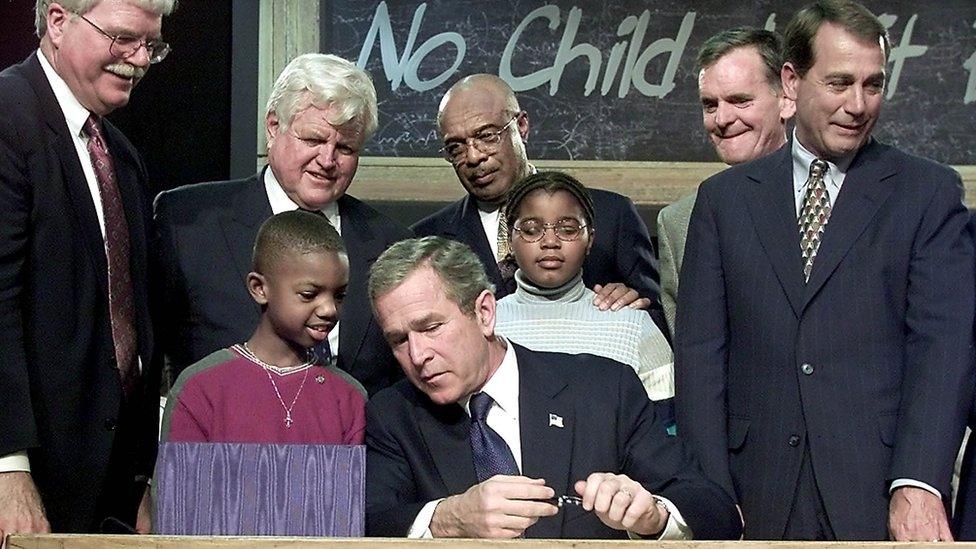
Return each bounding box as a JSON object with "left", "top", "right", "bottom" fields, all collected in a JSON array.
[
  {"left": 675, "top": 140, "right": 975, "bottom": 539},
  {"left": 951, "top": 211, "right": 976, "bottom": 540},
  {"left": 0, "top": 53, "right": 157, "bottom": 531},
  {"left": 153, "top": 170, "right": 411, "bottom": 395},
  {"left": 365, "top": 344, "right": 741, "bottom": 539},
  {"left": 411, "top": 189, "right": 665, "bottom": 331}
]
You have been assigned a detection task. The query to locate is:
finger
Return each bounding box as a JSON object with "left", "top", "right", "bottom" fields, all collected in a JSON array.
[
  {"left": 627, "top": 297, "right": 652, "bottom": 310},
  {"left": 578, "top": 472, "right": 609, "bottom": 510},
  {"left": 608, "top": 289, "right": 639, "bottom": 311},
  {"left": 493, "top": 481, "right": 555, "bottom": 501},
  {"left": 607, "top": 489, "right": 636, "bottom": 523},
  {"left": 621, "top": 491, "right": 655, "bottom": 530},
  {"left": 488, "top": 475, "right": 546, "bottom": 484},
  {"left": 593, "top": 477, "right": 622, "bottom": 514},
  {"left": 503, "top": 502, "right": 558, "bottom": 521}
]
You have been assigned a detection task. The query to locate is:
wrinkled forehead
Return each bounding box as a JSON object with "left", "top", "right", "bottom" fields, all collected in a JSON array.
[{"left": 439, "top": 88, "right": 512, "bottom": 138}]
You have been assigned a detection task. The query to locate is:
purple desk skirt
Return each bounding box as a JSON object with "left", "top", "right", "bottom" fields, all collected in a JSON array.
[{"left": 153, "top": 442, "right": 365, "bottom": 536}]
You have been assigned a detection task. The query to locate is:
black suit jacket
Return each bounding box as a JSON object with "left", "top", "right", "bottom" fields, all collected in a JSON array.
[
  {"left": 675, "top": 140, "right": 975, "bottom": 539},
  {"left": 153, "top": 170, "right": 411, "bottom": 395},
  {"left": 0, "top": 53, "right": 157, "bottom": 531},
  {"left": 411, "top": 189, "right": 665, "bottom": 331},
  {"left": 365, "top": 344, "right": 741, "bottom": 539}
]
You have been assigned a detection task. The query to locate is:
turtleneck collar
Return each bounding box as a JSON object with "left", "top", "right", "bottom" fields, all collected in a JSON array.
[{"left": 513, "top": 269, "right": 586, "bottom": 304}]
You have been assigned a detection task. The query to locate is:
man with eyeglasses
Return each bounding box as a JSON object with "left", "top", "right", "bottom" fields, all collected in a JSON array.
[
  {"left": 0, "top": 0, "right": 174, "bottom": 535},
  {"left": 412, "top": 74, "right": 666, "bottom": 331}
]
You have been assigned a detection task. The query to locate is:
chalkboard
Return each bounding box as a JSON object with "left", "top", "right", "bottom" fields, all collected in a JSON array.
[{"left": 321, "top": 1, "right": 976, "bottom": 165}]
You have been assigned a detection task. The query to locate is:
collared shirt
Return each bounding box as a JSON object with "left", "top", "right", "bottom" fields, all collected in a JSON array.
[
  {"left": 476, "top": 164, "right": 537, "bottom": 260},
  {"left": 263, "top": 168, "right": 341, "bottom": 355},
  {"left": 407, "top": 340, "right": 689, "bottom": 539},
  {"left": 791, "top": 129, "right": 855, "bottom": 217}
]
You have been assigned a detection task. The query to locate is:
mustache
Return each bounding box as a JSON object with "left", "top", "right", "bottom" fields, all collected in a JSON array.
[{"left": 105, "top": 63, "right": 146, "bottom": 80}]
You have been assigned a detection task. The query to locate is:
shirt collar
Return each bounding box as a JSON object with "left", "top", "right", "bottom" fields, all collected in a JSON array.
[
  {"left": 263, "top": 167, "right": 340, "bottom": 228},
  {"left": 37, "top": 49, "right": 91, "bottom": 140},
  {"left": 460, "top": 338, "right": 519, "bottom": 418},
  {"left": 791, "top": 128, "right": 856, "bottom": 193}
]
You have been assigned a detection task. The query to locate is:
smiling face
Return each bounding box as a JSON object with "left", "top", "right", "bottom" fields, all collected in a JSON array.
[
  {"left": 266, "top": 102, "right": 365, "bottom": 210},
  {"left": 248, "top": 249, "right": 349, "bottom": 354},
  {"left": 374, "top": 266, "right": 498, "bottom": 406},
  {"left": 783, "top": 22, "right": 886, "bottom": 162},
  {"left": 42, "top": 0, "right": 162, "bottom": 115},
  {"left": 510, "top": 189, "right": 593, "bottom": 289},
  {"left": 699, "top": 46, "right": 790, "bottom": 165},
  {"left": 438, "top": 85, "right": 529, "bottom": 206}
]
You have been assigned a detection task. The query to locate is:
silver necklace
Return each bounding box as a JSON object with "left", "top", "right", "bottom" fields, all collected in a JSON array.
[{"left": 238, "top": 343, "right": 313, "bottom": 428}]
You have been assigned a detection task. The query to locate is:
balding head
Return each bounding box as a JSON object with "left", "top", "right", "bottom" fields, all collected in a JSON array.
[{"left": 437, "top": 74, "right": 529, "bottom": 205}]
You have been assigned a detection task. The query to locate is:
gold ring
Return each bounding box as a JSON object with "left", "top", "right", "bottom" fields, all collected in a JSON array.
[{"left": 619, "top": 487, "right": 634, "bottom": 498}]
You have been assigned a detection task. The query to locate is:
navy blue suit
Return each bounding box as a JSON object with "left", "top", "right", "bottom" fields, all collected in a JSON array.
[
  {"left": 0, "top": 53, "right": 158, "bottom": 531},
  {"left": 675, "top": 140, "right": 974, "bottom": 539},
  {"left": 411, "top": 189, "right": 665, "bottom": 332},
  {"left": 153, "top": 170, "right": 411, "bottom": 395},
  {"left": 365, "top": 344, "right": 741, "bottom": 539}
]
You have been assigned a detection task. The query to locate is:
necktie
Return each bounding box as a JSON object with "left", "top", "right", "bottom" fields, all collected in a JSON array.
[
  {"left": 84, "top": 115, "right": 137, "bottom": 396},
  {"left": 798, "top": 159, "right": 831, "bottom": 283},
  {"left": 496, "top": 205, "right": 517, "bottom": 281},
  {"left": 314, "top": 339, "right": 334, "bottom": 366},
  {"left": 469, "top": 392, "right": 519, "bottom": 482}
]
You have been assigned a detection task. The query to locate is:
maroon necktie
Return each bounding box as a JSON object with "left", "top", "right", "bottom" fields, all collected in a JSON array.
[{"left": 84, "top": 114, "right": 138, "bottom": 397}]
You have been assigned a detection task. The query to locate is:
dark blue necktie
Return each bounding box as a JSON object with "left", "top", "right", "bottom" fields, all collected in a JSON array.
[
  {"left": 313, "top": 339, "right": 333, "bottom": 366},
  {"left": 469, "top": 392, "right": 519, "bottom": 482}
]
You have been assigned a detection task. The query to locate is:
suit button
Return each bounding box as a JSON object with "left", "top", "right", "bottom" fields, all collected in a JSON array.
[
  {"left": 800, "top": 363, "right": 814, "bottom": 375},
  {"left": 104, "top": 418, "right": 117, "bottom": 431},
  {"left": 788, "top": 435, "right": 800, "bottom": 447}
]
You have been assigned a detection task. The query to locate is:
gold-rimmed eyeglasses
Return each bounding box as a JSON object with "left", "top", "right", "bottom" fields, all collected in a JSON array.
[
  {"left": 76, "top": 13, "right": 171, "bottom": 64},
  {"left": 440, "top": 113, "right": 520, "bottom": 165},
  {"left": 513, "top": 220, "right": 589, "bottom": 243}
]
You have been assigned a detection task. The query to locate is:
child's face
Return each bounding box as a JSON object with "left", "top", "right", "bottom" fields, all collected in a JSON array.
[
  {"left": 250, "top": 250, "right": 349, "bottom": 349},
  {"left": 510, "top": 189, "right": 592, "bottom": 289}
]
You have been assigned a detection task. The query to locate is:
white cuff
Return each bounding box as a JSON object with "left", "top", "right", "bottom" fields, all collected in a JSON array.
[
  {"left": 407, "top": 499, "right": 443, "bottom": 538},
  {"left": 890, "top": 478, "right": 941, "bottom": 499},
  {"left": 627, "top": 495, "right": 693, "bottom": 540},
  {"left": 0, "top": 451, "right": 31, "bottom": 473}
]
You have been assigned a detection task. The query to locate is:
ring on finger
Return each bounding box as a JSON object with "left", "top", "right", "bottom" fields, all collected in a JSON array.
[{"left": 619, "top": 487, "right": 634, "bottom": 499}]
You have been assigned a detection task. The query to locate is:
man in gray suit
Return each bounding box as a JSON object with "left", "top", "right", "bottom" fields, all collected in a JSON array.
[{"left": 657, "top": 28, "right": 793, "bottom": 336}]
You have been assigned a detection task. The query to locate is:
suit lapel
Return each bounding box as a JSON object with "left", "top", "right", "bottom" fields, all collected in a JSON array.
[
  {"left": 416, "top": 398, "right": 479, "bottom": 495},
  {"left": 516, "top": 347, "right": 574, "bottom": 538},
  {"left": 453, "top": 196, "right": 505, "bottom": 290},
  {"left": 802, "top": 141, "right": 895, "bottom": 305},
  {"left": 221, "top": 170, "right": 272, "bottom": 285},
  {"left": 744, "top": 148, "right": 806, "bottom": 317},
  {"left": 337, "top": 195, "right": 387, "bottom": 366},
  {"left": 25, "top": 53, "right": 108, "bottom": 293}
]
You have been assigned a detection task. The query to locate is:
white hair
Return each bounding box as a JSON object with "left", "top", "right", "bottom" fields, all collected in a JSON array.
[{"left": 35, "top": 0, "right": 177, "bottom": 37}]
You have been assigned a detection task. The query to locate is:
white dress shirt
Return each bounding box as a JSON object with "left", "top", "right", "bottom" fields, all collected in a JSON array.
[
  {"left": 407, "top": 340, "right": 690, "bottom": 539},
  {"left": 263, "top": 168, "right": 341, "bottom": 355},
  {"left": 478, "top": 205, "right": 502, "bottom": 260}
]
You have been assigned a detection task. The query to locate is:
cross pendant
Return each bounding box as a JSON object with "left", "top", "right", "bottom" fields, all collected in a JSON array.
[{"left": 285, "top": 413, "right": 293, "bottom": 428}]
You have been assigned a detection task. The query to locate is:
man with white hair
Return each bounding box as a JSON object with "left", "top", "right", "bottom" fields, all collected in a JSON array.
[
  {"left": 154, "top": 53, "right": 410, "bottom": 397},
  {"left": 0, "top": 0, "right": 176, "bottom": 534}
]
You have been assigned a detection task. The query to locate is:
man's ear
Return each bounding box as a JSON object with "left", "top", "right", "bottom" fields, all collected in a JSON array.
[
  {"left": 474, "top": 289, "right": 497, "bottom": 337},
  {"left": 516, "top": 111, "right": 530, "bottom": 143},
  {"left": 45, "top": 2, "right": 72, "bottom": 47},
  {"left": 265, "top": 111, "right": 280, "bottom": 149},
  {"left": 781, "top": 62, "right": 800, "bottom": 102},
  {"left": 247, "top": 272, "right": 269, "bottom": 305}
]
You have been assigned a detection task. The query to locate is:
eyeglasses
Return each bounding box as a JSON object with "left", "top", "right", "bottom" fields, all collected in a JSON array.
[
  {"left": 76, "top": 14, "right": 171, "bottom": 64},
  {"left": 440, "top": 113, "right": 520, "bottom": 164},
  {"left": 513, "top": 220, "right": 589, "bottom": 243}
]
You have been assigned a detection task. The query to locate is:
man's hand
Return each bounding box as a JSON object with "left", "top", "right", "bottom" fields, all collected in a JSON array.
[
  {"left": 430, "top": 475, "right": 557, "bottom": 538},
  {"left": 135, "top": 484, "right": 152, "bottom": 534},
  {"left": 575, "top": 472, "right": 668, "bottom": 536},
  {"left": 888, "top": 485, "right": 953, "bottom": 541},
  {"left": 0, "top": 472, "right": 50, "bottom": 538},
  {"left": 593, "top": 283, "right": 651, "bottom": 311}
]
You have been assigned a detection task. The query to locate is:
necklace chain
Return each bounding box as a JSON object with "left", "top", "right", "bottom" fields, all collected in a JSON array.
[{"left": 237, "top": 343, "right": 313, "bottom": 428}]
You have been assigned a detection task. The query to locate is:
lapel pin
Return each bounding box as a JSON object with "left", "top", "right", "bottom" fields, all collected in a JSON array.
[
  {"left": 548, "top": 413, "right": 564, "bottom": 428},
  {"left": 315, "top": 375, "right": 326, "bottom": 384}
]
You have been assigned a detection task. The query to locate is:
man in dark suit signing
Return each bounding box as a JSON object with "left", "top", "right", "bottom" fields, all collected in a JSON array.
[
  {"left": 675, "top": 0, "right": 974, "bottom": 541},
  {"left": 364, "top": 236, "right": 741, "bottom": 540},
  {"left": 412, "top": 74, "right": 662, "bottom": 323},
  {"left": 0, "top": 0, "right": 176, "bottom": 534},
  {"left": 154, "top": 53, "right": 411, "bottom": 396}
]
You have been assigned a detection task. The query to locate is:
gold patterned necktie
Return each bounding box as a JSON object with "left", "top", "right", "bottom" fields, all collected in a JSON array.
[
  {"left": 495, "top": 204, "right": 517, "bottom": 282},
  {"left": 798, "top": 159, "right": 831, "bottom": 283}
]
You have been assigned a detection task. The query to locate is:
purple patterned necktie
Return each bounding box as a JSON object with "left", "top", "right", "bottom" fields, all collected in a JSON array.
[
  {"left": 798, "top": 159, "right": 831, "bottom": 283},
  {"left": 469, "top": 392, "right": 519, "bottom": 482},
  {"left": 84, "top": 114, "right": 137, "bottom": 397}
]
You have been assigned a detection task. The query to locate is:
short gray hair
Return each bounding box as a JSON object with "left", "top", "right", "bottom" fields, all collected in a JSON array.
[
  {"left": 36, "top": 0, "right": 177, "bottom": 38},
  {"left": 266, "top": 53, "right": 378, "bottom": 140},
  {"left": 369, "top": 237, "right": 494, "bottom": 316}
]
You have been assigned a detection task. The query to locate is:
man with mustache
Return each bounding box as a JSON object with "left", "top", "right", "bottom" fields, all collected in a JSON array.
[
  {"left": 656, "top": 27, "right": 793, "bottom": 337},
  {"left": 412, "top": 75, "right": 664, "bottom": 327},
  {"left": 0, "top": 0, "right": 176, "bottom": 535},
  {"left": 676, "top": 0, "right": 974, "bottom": 540}
]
